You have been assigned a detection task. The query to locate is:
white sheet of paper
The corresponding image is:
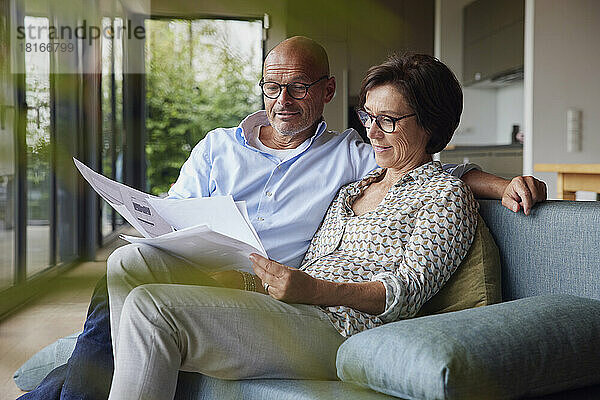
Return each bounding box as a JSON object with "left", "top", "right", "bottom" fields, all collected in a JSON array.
[
  {"left": 75, "top": 157, "right": 267, "bottom": 272},
  {"left": 147, "top": 196, "right": 265, "bottom": 254},
  {"left": 73, "top": 157, "right": 173, "bottom": 238},
  {"left": 234, "top": 200, "right": 265, "bottom": 254},
  {"left": 120, "top": 225, "right": 261, "bottom": 273}
]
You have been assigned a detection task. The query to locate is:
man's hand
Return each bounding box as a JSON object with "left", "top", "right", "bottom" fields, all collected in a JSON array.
[
  {"left": 462, "top": 169, "right": 547, "bottom": 215},
  {"left": 502, "top": 176, "right": 547, "bottom": 216},
  {"left": 249, "top": 254, "right": 319, "bottom": 303}
]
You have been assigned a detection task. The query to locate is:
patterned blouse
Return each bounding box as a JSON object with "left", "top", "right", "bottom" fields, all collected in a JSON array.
[{"left": 300, "top": 161, "right": 478, "bottom": 337}]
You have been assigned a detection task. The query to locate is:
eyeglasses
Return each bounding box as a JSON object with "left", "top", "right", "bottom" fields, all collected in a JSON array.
[
  {"left": 259, "top": 75, "right": 329, "bottom": 100},
  {"left": 356, "top": 109, "right": 416, "bottom": 133}
]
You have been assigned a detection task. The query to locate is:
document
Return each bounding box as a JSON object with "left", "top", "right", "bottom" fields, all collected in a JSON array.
[
  {"left": 121, "top": 225, "right": 260, "bottom": 273},
  {"left": 146, "top": 196, "right": 266, "bottom": 255},
  {"left": 73, "top": 158, "right": 172, "bottom": 238},
  {"left": 73, "top": 158, "right": 267, "bottom": 272}
]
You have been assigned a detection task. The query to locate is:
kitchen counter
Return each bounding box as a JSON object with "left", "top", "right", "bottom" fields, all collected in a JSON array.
[
  {"left": 443, "top": 144, "right": 523, "bottom": 151},
  {"left": 440, "top": 145, "right": 523, "bottom": 179}
]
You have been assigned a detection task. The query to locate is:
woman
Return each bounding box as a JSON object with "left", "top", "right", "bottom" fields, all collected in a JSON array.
[{"left": 107, "top": 54, "right": 477, "bottom": 399}]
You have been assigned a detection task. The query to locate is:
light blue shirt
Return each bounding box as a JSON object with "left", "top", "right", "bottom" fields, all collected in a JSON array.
[{"left": 168, "top": 110, "right": 476, "bottom": 268}]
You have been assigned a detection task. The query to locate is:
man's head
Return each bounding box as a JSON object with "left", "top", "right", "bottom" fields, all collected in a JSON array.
[{"left": 261, "top": 36, "right": 336, "bottom": 137}]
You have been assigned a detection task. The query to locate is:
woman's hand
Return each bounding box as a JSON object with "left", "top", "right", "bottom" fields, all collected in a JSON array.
[
  {"left": 249, "top": 254, "right": 386, "bottom": 314},
  {"left": 249, "top": 254, "right": 320, "bottom": 303}
]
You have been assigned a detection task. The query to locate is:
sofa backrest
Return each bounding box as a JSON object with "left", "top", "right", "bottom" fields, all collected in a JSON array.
[{"left": 478, "top": 199, "right": 600, "bottom": 301}]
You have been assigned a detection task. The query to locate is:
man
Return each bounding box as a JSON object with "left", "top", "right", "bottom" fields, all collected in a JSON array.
[{"left": 20, "top": 36, "right": 545, "bottom": 400}]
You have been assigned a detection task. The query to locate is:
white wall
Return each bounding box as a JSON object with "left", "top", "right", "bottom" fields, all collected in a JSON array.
[
  {"left": 452, "top": 88, "right": 497, "bottom": 145},
  {"left": 525, "top": 0, "right": 600, "bottom": 198},
  {"left": 496, "top": 82, "right": 524, "bottom": 144}
]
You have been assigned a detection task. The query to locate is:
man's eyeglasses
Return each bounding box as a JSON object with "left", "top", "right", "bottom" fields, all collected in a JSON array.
[
  {"left": 356, "top": 109, "right": 416, "bottom": 133},
  {"left": 259, "top": 75, "right": 329, "bottom": 100}
]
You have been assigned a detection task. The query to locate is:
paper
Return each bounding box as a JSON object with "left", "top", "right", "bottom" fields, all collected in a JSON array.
[
  {"left": 121, "top": 225, "right": 263, "bottom": 273},
  {"left": 73, "top": 158, "right": 267, "bottom": 271},
  {"left": 147, "top": 196, "right": 266, "bottom": 255},
  {"left": 234, "top": 200, "right": 264, "bottom": 254},
  {"left": 73, "top": 158, "right": 172, "bottom": 238}
]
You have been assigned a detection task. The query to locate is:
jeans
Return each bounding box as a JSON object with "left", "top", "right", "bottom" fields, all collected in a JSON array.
[{"left": 17, "top": 275, "right": 114, "bottom": 400}]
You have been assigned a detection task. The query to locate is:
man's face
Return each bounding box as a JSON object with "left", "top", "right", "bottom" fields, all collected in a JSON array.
[{"left": 262, "top": 52, "right": 333, "bottom": 136}]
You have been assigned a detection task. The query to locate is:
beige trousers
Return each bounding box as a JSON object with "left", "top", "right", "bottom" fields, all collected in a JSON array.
[{"left": 106, "top": 244, "right": 345, "bottom": 400}]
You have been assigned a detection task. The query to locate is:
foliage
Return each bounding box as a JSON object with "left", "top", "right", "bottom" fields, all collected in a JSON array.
[
  {"left": 26, "top": 73, "right": 52, "bottom": 220},
  {"left": 145, "top": 20, "right": 262, "bottom": 195}
]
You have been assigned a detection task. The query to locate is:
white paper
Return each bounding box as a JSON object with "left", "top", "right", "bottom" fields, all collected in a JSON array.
[
  {"left": 147, "top": 196, "right": 266, "bottom": 254},
  {"left": 234, "top": 201, "right": 264, "bottom": 254},
  {"left": 74, "top": 158, "right": 267, "bottom": 272},
  {"left": 120, "top": 224, "right": 262, "bottom": 273},
  {"left": 73, "top": 157, "right": 173, "bottom": 238}
]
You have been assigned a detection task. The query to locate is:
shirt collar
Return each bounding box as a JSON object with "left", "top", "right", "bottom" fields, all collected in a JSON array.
[
  {"left": 399, "top": 161, "right": 444, "bottom": 186},
  {"left": 358, "top": 161, "right": 443, "bottom": 187},
  {"left": 340, "top": 161, "right": 444, "bottom": 213},
  {"left": 235, "top": 110, "right": 328, "bottom": 148}
]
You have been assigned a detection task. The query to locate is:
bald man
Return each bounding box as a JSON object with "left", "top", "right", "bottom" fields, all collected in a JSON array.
[{"left": 21, "top": 36, "right": 545, "bottom": 400}]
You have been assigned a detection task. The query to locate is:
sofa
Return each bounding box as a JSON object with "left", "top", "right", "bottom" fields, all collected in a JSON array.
[{"left": 15, "top": 200, "right": 600, "bottom": 399}]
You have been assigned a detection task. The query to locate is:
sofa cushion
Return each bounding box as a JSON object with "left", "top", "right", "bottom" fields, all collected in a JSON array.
[
  {"left": 13, "top": 332, "right": 80, "bottom": 391},
  {"left": 174, "top": 375, "right": 394, "bottom": 400},
  {"left": 417, "top": 214, "right": 501, "bottom": 317},
  {"left": 336, "top": 294, "right": 600, "bottom": 400}
]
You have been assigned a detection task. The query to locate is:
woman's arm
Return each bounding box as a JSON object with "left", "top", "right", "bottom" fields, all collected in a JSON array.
[
  {"left": 250, "top": 179, "right": 478, "bottom": 320},
  {"left": 373, "top": 181, "right": 478, "bottom": 321}
]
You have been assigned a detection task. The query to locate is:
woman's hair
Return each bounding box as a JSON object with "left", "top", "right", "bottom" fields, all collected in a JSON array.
[{"left": 359, "top": 53, "right": 463, "bottom": 154}]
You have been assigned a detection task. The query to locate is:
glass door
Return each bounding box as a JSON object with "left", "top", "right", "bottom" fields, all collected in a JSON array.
[
  {"left": 0, "top": 0, "right": 16, "bottom": 289},
  {"left": 24, "top": 15, "right": 52, "bottom": 277},
  {"left": 144, "top": 18, "right": 263, "bottom": 195}
]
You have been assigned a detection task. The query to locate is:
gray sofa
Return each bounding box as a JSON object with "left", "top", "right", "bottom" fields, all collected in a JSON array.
[
  {"left": 172, "top": 200, "right": 600, "bottom": 399},
  {"left": 15, "top": 200, "right": 600, "bottom": 399}
]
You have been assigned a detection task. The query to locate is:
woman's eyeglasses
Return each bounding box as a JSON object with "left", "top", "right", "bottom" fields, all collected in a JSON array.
[{"left": 356, "top": 109, "right": 416, "bottom": 133}]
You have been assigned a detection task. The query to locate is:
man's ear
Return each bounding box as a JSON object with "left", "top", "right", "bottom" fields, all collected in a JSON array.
[{"left": 324, "top": 76, "right": 336, "bottom": 103}]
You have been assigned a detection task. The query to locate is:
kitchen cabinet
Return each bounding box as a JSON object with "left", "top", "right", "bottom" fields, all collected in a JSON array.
[
  {"left": 440, "top": 145, "right": 523, "bottom": 179},
  {"left": 463, "top": 0, "right": 524, "bottom": 86}
]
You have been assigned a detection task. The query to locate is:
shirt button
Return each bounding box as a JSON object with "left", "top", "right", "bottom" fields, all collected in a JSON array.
[{"left": 266, "top": 191, "right": 273, "bottom": 197}]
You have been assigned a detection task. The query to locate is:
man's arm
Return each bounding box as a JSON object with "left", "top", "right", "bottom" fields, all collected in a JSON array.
[
  {"left": 167, "top": 136, "right": 212, "bottom": 199},
  {"left": 462, "top": 169, "right": 547, "bottom": 215}
]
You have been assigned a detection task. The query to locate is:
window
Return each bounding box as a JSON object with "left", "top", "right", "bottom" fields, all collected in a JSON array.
[
  {"left": 101, "top": 16, "right": 125, "bottom": 242},
  {"left": 0, "top": 0, "right": 15, "bottom": 289},
  {"left": 24, "top": 16, "right": 52, "bottom": 277},
  {"left": 144, "top": 18, "right": 263, "bottom": 195}
]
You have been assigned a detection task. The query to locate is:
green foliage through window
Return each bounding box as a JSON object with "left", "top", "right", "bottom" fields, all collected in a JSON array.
[{"left": 145, "top": 19, "right": 262, "bottom": 195}]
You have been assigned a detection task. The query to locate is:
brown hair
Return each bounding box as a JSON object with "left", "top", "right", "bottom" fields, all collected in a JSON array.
[{"left": 359, "top": 54, "right": 462, "bottom": 154}]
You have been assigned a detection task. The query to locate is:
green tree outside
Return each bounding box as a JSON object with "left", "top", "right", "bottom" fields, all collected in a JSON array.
[{"left": 145, "top": 19, "right": 262, "bottom": 195}]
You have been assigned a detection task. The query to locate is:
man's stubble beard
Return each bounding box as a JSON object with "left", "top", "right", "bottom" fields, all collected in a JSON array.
[{"left": 271, "top": 119, "right": 310, "bottom": 137}]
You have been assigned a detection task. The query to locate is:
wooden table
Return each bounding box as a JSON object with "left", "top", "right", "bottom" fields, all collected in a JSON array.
[{"left": 534, "top": 163, "right": 600, "bottom": 200}]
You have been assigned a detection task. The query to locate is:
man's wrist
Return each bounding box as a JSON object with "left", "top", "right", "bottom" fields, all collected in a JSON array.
[
  {"left": 463, "top": 169, "right": 510, "bottom": 199},
  {"left": 240, "top": 271, "right": 256, "bottom": 291}
]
